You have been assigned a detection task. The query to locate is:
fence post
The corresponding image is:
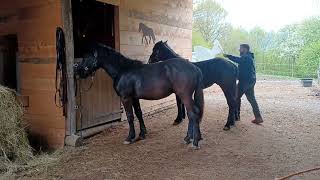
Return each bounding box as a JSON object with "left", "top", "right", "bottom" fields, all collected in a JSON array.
[{"left": 291, "top": 63, "right": 294, "bottom": 77}]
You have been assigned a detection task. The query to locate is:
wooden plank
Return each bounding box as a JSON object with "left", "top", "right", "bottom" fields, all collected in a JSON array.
[
  {"left": 61, "top": 0, "right": 76, "bottom": 136},
  {"left": 97, "top": 0, "right": 120, "bottom": 6},
  {"left": 114, "top": 6, "right": 120, "bottom": 50},
  {"left": 20, "top": 89, "right": 63, "bottom": 115},
  {"left": 28, "top": 126, "right": 65, "bottom": 148},
  {"left": 118, "top": 0, "right": 193, "bottom": 114},
  {"left": 1, "top": 0, "right": 56, "bottom": 10},
  {"left": 20, "top": 78, "right": 55, "bottom": 91},
  {"left": 19, "top": 57, "right": 56, "bottom": 64},
  {"left": 0, "top": 0, "right": 66, "bottom": 148},
  {"left": 16, "top": 94, "right": 29, "bottom": 107},
  {"left": 77, "top": 69, "right": 121, "bottom": 130},
  {"left": 19, "top": 63, "right": 56, "bottom": 79},
  {"left": 24, "top": 114, "right": 65, "bottom": 129},
  {"left": 125, "top": 0, "right": 193, "bottom": 29},
  {"left": 18, "top": 1, "right": 61, "bottom": 21}
]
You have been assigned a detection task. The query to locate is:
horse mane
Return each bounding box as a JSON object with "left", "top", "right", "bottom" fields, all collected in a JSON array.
[
  {"left": 96, "top": 43, "right": 143, "bottom": 70},
  {"left": 162, "top": 42, "right": 181, "bottom": 58}
]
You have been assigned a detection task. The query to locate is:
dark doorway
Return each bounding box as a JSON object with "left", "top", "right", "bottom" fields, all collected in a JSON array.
[
  {"left": 0, "top": 35, "right": 18, "bottom": 90},
  {"left": 72, "top": 0, "right": 115, "bottom": 58},
  {"left": 71, "top": 0, "right": 121, "bottom": 135}
]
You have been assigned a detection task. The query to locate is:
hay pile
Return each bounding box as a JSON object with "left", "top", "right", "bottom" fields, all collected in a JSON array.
[{"left": 0, "top": 86, "right": 33, "bottom": 173}]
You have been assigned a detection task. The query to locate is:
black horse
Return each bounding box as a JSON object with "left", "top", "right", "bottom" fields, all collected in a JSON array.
[
  {"left": 149, "top": 41, "right": 238, "bottom": 130},
  {"left": 74, "top": 43, "right": 204, "bottom": 149}
]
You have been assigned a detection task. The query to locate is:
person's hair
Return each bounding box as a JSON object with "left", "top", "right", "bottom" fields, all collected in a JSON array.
[{"left": 240, "top": 44, "right": 250, "bottom": 51}]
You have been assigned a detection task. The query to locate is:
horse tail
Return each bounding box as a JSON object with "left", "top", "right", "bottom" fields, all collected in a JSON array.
[{"left": 194, "top": 69, "right": 204, "bottom": 121}]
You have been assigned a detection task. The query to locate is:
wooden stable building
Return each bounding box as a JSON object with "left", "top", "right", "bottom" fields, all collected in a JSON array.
[{"left": 0, "top": 0, "right": 193, "bottom": 148}]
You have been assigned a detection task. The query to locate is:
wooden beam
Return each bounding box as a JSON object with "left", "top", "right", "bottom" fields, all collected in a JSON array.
[
  {"left": 61, "top": 0, "right": 76, "bottom": 136},
  {"left": 114, "top": 6, "right": 120, "bottom": 50},
  {"left": 97, "top": 0, "right": 120, "bottom": 6}
]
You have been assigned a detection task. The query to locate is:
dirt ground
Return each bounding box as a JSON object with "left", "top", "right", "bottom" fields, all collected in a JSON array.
[{"left": 23, "top": 80, "right": 320, "bottom": 180}]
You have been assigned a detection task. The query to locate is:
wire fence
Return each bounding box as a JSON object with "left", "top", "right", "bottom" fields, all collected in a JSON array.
[{"left": 256, "top": 63, "right": 320, "bottom": 79}]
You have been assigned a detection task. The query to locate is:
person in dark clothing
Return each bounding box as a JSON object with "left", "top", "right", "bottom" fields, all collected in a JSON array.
[{"left": 224, "top": 44, "right": 263, "bottom": 124}]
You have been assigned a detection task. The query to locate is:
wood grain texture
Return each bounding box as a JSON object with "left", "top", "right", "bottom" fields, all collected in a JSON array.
[
  {"left": 119, "top": 0, "right": 192, "bottom": 59},
  {"left": 76, "top": 69, "right": 121, "bottom": 131},
  {"left": 0, "top": 0, "right": 193, "bottom": 148},
  {"left": 0, "top": 0, "right": 64, "bottom": 148},
  {"left": 117, "top": 0, "right": 193, "bottom": 116}
]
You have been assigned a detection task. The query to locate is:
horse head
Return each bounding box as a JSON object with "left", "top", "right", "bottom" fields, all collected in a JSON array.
[
  {"left": 148, "top": 40, "right": 172, "bottom": 64},
  {"left": 74, "top": 50, "right": 99, "bottom": 79}
]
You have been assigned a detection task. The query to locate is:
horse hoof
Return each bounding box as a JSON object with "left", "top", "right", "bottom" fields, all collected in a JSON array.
[
  {"left": 223, "top": 126, "right": 231, "bottom": 131},
  {"left": 136, "top": 136, "right": 145, "bottom": 141},
  {"left": 184, "top": 137, "right": 192, "bottom": 144},
  {"left": 123, "top": 139, "right": 135, "bottom": 145},
  {"left": 123, "top": 141, "right": 132, "bottom": 145},
  {"left": 192, "top": 144, "right": 200, "bottom": 150},
  {"left": 173, "top": 120, "right": 182, "bottom": 126}
]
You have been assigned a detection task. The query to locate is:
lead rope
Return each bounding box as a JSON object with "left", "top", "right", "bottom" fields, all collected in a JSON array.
[
  {"left": 55, "top": 27, "right": 68, "bottom": 116},
  {"left": 275, "top": 167, "right": 320, "bottom": 180}
]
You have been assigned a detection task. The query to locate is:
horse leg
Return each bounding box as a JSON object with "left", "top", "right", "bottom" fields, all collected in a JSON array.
[
  {"left": 122, "top": 98, "right": 136, "bottom": 144},
  {"left": 141, "top": 35, "right": 144, "bottom": 44},
  {"left": 221, "top": 86, "right": 237, "bottom": 131},
  {"left": 145, "top": 36, "right": 149, "bottom": 45},
  {"left": 133, "top": 99, "right": 147, "bottom": 140},
  {"left": 173, "top": 95, "right": 184, "bottom": 125},
  {"left": 181, "top": 103, "right": 186, "bottom": 119},
  {"left": 184, "top": 117, "right": 194, "bottom": 144},
  {"left": 181, "top": 96, "right": 201, "bottom": 149}
]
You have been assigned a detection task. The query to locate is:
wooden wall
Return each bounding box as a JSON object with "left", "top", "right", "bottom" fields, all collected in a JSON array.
[
  {"left": 0, "top": 0, "right": 65, "bottom": 148},
  {"left": 118, "top": 0, "right": 193, "bottom": 111},
  {"left": 118, "top": 0, "right": 193, "bottom": 62},
  {"left": 0, "top": 0, "right": 193, "bottom": 148}
]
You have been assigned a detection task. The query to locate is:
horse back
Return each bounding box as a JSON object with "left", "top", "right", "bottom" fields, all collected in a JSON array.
[{"left": 194, "top": 57, "right": 238, "bottom": 87}]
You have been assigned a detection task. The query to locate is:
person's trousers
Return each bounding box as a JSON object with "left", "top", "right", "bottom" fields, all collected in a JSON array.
[{"left": 237, "top": 80, "right": 262, "bottom": 119}]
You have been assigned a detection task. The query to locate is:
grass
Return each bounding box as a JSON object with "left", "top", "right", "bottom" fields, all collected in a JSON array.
[{"left": 257, "top": 73, "right": 300, "bottom": 80}]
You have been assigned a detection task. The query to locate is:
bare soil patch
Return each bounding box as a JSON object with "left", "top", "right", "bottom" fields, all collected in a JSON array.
[{"left": 19, "top": 80, "right": 320, "bottom": 180}]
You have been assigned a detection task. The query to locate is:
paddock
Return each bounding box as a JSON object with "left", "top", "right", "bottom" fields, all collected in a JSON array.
[{"left": 23, "top": 78, "right": 320, "bottom": 179}]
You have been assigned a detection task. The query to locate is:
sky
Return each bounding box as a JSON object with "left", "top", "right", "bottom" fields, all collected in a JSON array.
[{"left": 215, "top": 0, "right": 320, "bottom": 31}]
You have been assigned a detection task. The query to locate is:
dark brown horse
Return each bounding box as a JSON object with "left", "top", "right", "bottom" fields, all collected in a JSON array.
[
  {"left": 149, "top": 41, "right": 238, "bottom": 130},
  {"left": 74, "top": 43, "right": 204, "bottom": 149}
]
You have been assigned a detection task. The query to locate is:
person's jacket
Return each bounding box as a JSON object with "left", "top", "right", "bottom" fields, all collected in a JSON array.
[{"left": 225, "top": 52, "right": 256, "bottom": 82}]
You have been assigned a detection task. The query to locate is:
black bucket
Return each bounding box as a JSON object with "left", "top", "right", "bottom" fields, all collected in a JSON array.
[{"left": 300, "top": 78, "right": 313, "bottom": 87}]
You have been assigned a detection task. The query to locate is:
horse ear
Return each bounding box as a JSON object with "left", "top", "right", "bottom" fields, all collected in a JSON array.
[
  {"left": 165, "top": 40, "right": 168, "bottom": 44},
  {"left": 93, "top": 50, "right": 98, "bottom": 58}
]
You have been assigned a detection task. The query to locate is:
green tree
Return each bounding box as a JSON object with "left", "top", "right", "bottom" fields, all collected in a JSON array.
[
  {"left": 296, "top": 42, "right": 320, "bottom": 78},
  {"left": 193, "top": 0, "right": 227, "bottom": 45},
  {"left": 298, "top": 17, "right": 320, "bottom": 46},
  {"left": 192, "top": 30, "right": 212, "bottom": 50},
  {"left": 219, "top": 26, "right": 249, "bottom": 55}
]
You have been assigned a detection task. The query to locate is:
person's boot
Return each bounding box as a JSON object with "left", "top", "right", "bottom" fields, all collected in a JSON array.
[{"left": 251, "top": 117, "right": 263, "bottom": 124}]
